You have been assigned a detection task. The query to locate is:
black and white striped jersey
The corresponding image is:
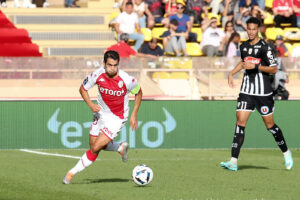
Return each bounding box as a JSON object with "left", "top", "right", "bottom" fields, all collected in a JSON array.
[{"left": 239, "top": 39, "right": 277, "bottom": 96}]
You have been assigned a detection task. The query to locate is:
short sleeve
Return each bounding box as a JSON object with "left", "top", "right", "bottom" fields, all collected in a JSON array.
[
  {"left": 127, "top": 76, "right": 139, "bottom": 92},
  {"left": 82, "top": 70, "right": 98, "bottom": 91},
  {"left": 262, "top": 45, "right": 277, "bottom": 67}
]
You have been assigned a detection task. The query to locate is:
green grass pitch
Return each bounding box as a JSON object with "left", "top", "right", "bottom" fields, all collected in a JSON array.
[{"left": 0, "top": 149, "right": 299, "bottom": 200}]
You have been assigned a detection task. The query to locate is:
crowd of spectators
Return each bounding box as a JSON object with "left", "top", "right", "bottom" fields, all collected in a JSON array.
[{"left": 110, "top": 0, "right": 300, "bottom": 58}]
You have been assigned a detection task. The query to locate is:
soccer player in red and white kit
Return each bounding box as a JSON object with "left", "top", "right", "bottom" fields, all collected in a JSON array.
[
  {"left": 220, "top": 17, "right": 293, "bottom": 171},
  {"left": 63, "top": 50, "right": 142, "bottom": 184}
]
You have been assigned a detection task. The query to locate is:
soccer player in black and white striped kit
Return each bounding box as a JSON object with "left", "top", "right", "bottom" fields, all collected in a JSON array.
[{"left": 220, "top": 17, "right": 293, "bottom": 171}]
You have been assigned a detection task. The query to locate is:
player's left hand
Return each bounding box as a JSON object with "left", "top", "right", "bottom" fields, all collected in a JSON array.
[
  {"left": 242, "top": 62, "right": 255, "bottom": 70},
  {"left": 130, "top": 115, "right": 138, "bottom": 131}
]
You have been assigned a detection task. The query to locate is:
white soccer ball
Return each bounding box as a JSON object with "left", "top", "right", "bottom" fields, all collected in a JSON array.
[{"left": 132, "top": 164, "right": 153, "bottom": 186}]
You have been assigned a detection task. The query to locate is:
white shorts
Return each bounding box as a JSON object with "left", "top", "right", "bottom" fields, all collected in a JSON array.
[{"left": 89, "top": 112, "right": 126, "bottom": 140}]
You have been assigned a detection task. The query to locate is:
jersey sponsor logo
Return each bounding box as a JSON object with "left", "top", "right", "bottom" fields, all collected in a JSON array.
[
  {"left": 261, "top": 106, "right": 269, "bottom": 114},
  {"left": 267, "top": 50, "right": 276, "bottom": 65},
  {"left": 118, "top": 80, "right": 124, "bottom": 88},
  {"left": 248, "top": 48, "right": 253, "bottom": 54},
  {"left": 83, "top": 77, "right": 88, "bottom": 85},
  {"left": 99, "top": 87, "right": 124, "bottom": 96},
  {"left": 254, "top": 45, "right": 261, "bottom": 48},
  {"left": 244, "top": 57, "right": 261, "bottom": 64}
]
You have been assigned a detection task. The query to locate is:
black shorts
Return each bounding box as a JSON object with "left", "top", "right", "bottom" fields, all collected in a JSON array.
[{"left": 236, "top": 93, "right": 274, "bottom": 116}]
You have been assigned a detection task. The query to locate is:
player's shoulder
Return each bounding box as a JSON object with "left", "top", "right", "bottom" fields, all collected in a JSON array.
[
  {"left": 119, "top": 70, "right": 137, "bottom": 84},
  {"left": 92, "top": 67, "right": 105, "bottom": 77},
  {"left": 240, "top": 40, "right": 249, "bottom": 48}
]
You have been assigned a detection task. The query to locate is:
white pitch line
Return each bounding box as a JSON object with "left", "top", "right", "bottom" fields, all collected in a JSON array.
[{"left": 20, "top": 149, "right": 81, "bottom": 159}]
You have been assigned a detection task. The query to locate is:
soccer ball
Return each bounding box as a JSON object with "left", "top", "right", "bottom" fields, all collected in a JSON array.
[{"left": 132, "top": 164, "right": 153, "bottom": 186}]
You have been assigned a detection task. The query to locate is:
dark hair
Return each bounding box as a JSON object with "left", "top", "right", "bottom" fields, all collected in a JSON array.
[
  {"left": 225, "top": 32, "right": 240, "bottom": 56},
  {"left": 224, "top": 20, "right": 234, "bottom": 32},
  {"left": 150, "top": 38, "right": 158, "bottom": 43},
  {"left": 104, "top": 50, "right": 120, "bottom": 63},
  {"left": 170, "top": 18, "right": 179, "bottom": 26},
  {"left": 246, "top": 17, "right": 261, "bottom": 27},
  {"left": 120, "top": 33, "right": 129, "bottom": 43},
  {"left": 125, "top": 1, "right": 133, "bottom": 6}
]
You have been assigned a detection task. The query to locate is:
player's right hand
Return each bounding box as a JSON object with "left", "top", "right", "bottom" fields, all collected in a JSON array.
[
  {"left": 228, "top": 74, "right": 234, "bottom": 88},
  {"left": 89, "top": 104, "right": 101, "bottom": 113}
]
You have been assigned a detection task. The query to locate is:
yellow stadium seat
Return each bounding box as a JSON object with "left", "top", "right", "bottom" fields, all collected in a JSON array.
[
  {"left": 152, "top": 27, "right": 168, "bottom": 40},
  {"left": 152, "top": 72, "right": 171, "bottom": 79},
  {"left": 170, "top": 72, "right": 190, "bottom": 79},
  {"left": 186, "top": 42, "right": 203, "bottom": 56},
  {"left": 266, "top": 27, "right": 283, "bottom": 40},
  {"left": 265, "top": 0, "right": 273, "bottom": 8},
  {"left": 191, "top": 27, "right": 202, "bottom": 42},
  {"left": 109, "top": 12, "right": 120, "bottom": 23},
  {"left": 141, "top": 28, "right": 152, "bottom": 42},
  {"left": 283, "top": 27, "right": 300, "bottom": 41},
  {"left": 264, "top": 12, "right": 274, "bottom": 25}
]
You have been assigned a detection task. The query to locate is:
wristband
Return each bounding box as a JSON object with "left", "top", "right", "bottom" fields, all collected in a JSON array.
[{"left": 255, "top": 64, "right": 260, "bottom": 70}]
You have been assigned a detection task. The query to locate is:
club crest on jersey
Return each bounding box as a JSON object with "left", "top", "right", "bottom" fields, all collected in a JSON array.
[
  {"left": 248, "top": 48, "right": 253, "bottom": 54},
  {"left": 254, "top": 49, "right": 258, "bottom": 55},
  {"left": 118, "top": 80, "right": 124, "bottom": 88},
  {"left": 244, "top": 57, "right": 261, "bottom": 64},
  {"left": 261, "top": 106, "right": 269, "bottom": 114},
  {"left": 99, "top": 78, "right": 105, "bottom": 82}
]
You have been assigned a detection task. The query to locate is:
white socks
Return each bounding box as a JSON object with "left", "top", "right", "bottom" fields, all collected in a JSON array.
[
  {"left": 69, "top": 150, "right": 98, "bottom": 175},
  {"left": 230, "top": 157, "right": 238, "bottom": 165}
]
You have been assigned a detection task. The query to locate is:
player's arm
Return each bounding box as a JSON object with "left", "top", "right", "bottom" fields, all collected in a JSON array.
[
  {"left": 242, "top": 62, "right": 277, "bottom": 74},
  {"left": 228, "top": 61, "right": 243, "bottom": 88},
  {"left": 130, "top": 85, "right": 143, "bottom": 131},
  {"left": 79, "top": 85, "right": 100, "bottom": 113}
]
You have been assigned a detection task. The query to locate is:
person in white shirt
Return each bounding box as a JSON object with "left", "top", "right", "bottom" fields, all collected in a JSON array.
[
  {"left": 115, "top": 1, "right": 145, "bottom": 51},
  {"left": 225, "top": 32, "right": 240, "bottom": 57},
  {"left": 200, "top": 17, "right": 225, "bottom": 57}
]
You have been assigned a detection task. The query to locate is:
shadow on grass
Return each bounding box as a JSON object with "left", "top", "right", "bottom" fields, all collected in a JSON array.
[
  {"left": 238, "top": 165, "right": 269, "bottom": 170},
  {"left": 75, "top": 178, "right": 130, "bottom": 184}
]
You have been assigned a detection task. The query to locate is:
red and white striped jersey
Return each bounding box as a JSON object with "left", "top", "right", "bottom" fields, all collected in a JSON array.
[{"left": 82, "top": 67, "right": 138, "bottom": 119}]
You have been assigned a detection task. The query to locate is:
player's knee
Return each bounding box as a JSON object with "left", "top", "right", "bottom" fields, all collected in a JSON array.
[{"left": 236, "top": 120, "right": 247, "bottom": 127}]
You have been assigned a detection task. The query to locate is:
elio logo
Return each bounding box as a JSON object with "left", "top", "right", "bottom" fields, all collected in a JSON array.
[{"left": 47, "top": 108, "right": 176, "bottom": 148}]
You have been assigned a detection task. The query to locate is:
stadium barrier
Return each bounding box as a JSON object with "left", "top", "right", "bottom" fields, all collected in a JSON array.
[
  {"left": 1, "top": 57, "right": 300, "bottom": 100},
  {"left": 0, "top": 100, "right": 299, "bottom": 149}
]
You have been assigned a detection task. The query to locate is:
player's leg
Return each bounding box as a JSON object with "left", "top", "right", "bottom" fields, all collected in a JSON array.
[
  {"left": 63, "top": 134, "right": 111, "bottom": 184},
  {"left": 221, "top": 94, "right": 254, "bottom": 171},
  {"left": 104, "top": 141, "right": 129, "bottom": 162},
  {"left": 257, "top": 95, "right": 293, "bottom": 170},
  {"left": 262, "top": 114, "right": 293, "bottom": 170}
]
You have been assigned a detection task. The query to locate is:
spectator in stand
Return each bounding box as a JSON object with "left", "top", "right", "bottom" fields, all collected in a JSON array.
[
  {"left": 224, "top": 21, "right": 236, "bottom": 47},
  {"left": 202, "top": 0, "right": 221, "bottom": 15},
  {"left": 144, "top": 0, "right": 164, "bottom": 29},
  {"left": 219, "top": 0, "right": 239, "bottom": 28},
  {"left": 0, "top": 0, "right": 6, "bottom": 7},
  {"left": 274, "top": 35, "right": 288, "bottom": 57},
  {"left": 200, "top": 17, "right": 225, "bottom": 57},
  {"left": 140, "top": 38, "right": 164, "bottom": 58},
  {"left": 169, "top": 1, "right": 197, "bottom": 42},
  {"left": 122, "top": 0, "right": 155, "bottom": 28},
  {"left": 234, "top": 6, "right": 251, "bottom": 41},
  {"left": 225, "top": 32, "right": 240, "bottom": 57},
  {"left": 238, "top": 0, "right": 257, "bottom": 11},
  {"left": 115, "top": 1, "right": 145, "bottom": 51},
  {"left": 293, "top": 0, "right": 300, "bottom": 28},
  {"left": 185, "top": 0, "right": 205, "bottom": 25},
  {"left": 161, "top": 19, "right": 189, "bottom": 56},
  {"left": 106, "top": 33, "right": 138, "bottom": 58},
  {"left": 164, "top": 0, "right": 178, "bottom": 17},
  {"left": 272, "top": 0, "right": 297, "bottom": 27},
  {"left": 256, "top": 0, "right": 265, "bottom": 10},
  {"left": 250, "top": 4, "right": 267, "bottom": 22}
]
